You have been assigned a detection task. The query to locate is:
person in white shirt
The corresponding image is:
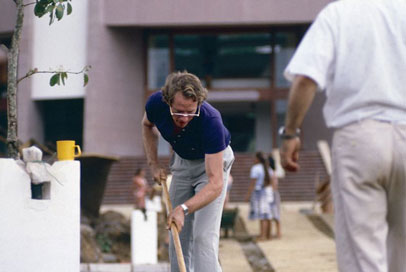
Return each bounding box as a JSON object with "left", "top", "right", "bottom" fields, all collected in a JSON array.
[
  {"left": 280, "top": 1, "right": 406, "bottom": 271},
  {"left": 245, "top": 152, "right": 276, "bottom": 241}
]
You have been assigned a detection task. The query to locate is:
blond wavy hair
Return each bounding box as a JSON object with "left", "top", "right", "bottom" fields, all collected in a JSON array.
[{"left": 162, "top": 71, "right": 208, "bottom": 105}]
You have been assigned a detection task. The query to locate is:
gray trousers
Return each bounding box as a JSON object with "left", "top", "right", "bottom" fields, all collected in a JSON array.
[
  {"left": 168, "top": 146, "right": 234, "bottom": 272},
  {"left": 332, "top": 119, "right": 406, "bottom": 272}
]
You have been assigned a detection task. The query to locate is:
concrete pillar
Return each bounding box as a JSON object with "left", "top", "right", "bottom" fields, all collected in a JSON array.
[{"left": 131, "top": 210, "right": 158, "bottom": 265}]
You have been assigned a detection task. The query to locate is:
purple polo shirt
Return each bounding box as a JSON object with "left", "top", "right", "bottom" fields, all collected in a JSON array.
[{"left": 145, "top": 91, "right": 231, "bottom": 160}]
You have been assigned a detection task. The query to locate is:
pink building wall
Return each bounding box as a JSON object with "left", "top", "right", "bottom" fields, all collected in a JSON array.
[
  {"left": 84, "top": 1, "right": 146, "bottom": 156},
  {"left": 0, "top": 0, "right": 16, "bottom": 33},
  {"left": 104, "top": 0, "right": 332, "bottom": 26}
]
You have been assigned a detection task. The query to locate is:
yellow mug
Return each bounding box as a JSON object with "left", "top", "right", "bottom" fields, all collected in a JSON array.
[{"left": 56, "top": 140, "right": 81, "bottom": 161}]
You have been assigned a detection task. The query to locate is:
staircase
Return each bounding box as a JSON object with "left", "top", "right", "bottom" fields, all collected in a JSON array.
[{"left": 102, "top": 150, "right": 328, "bottom": 205}]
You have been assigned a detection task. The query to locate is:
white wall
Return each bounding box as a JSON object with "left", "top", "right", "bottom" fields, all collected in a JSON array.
[
  {"left": 0, "top": 159, "right": 80, "bottom": 272},
  {"left": 31, "top": 1, "right": 88, "bottom": 100}
]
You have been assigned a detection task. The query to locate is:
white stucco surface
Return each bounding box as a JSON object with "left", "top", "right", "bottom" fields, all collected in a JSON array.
[
  {"left": 0, "top": 159, "right": 80, "bottom": 272},
  {"left": 131, "top": 210, "right": 158, "bottom": 265},
  {"left": 31, "top": 1, "right": 88, "bottom": 100}
]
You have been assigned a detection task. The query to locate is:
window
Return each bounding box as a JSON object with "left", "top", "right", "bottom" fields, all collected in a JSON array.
[
  {"left": 274, "top": 32, "right": 297, "bottom": 88},
  {"left": 222, "top": 112, "right": 256, "bottom": 153},
  {"left": 147, "top": 35, "right": 170, "bottom": 90},
  {"left": 174, "top": 33, "right": 271, "bottom": 88},
  {"left": 41, "top": 99, "right": 84, "bottom": 149},
  {"left": 147, "top": 29, "right": 301, "bottom": 90}
]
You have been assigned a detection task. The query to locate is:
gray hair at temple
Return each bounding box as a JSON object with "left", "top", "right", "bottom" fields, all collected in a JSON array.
[{"left": 162, "top": 71, "right": 208, "bottom": 106}]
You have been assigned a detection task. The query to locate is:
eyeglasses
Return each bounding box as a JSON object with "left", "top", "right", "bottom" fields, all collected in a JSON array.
[{"left": 170, "top": 106, "right": 200, "bottom": 117}]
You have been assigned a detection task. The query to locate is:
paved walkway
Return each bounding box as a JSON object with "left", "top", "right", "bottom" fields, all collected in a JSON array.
[
  {"left": 81, "top": 263, "right": 169, "bottom": 272},
  {"left": 236, "top": 202, "right": 337, "bottom": 272},
  {"left": 86, "top": 202, "right": 337, "bottom": 272},
  {"left": 220, "top": 239, "right": 253, "bottom": 272},
  {"left": 81, "top": 240, "right": 250, "bottom": 272}
]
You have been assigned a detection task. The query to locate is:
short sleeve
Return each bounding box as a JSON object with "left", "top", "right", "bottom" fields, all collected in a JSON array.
[
  {"left": 250, "top": 165, "right": 259, "bottom": 179},
  {"left": 202, "top": 117, "right": 227, "bottom": 154},
  {"left": 145, "top": 92, "right": 161, "bottom": 123},
  {"left": 284, "top": 4, "right": 336, "bottom": 90}
]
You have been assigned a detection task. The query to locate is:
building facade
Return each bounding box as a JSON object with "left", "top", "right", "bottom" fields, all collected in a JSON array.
[
  {"left": 0, "top": 0, "right": 332, "bottom": 158},
  {"left": 1, "top": 0, "right": 336, "bottom": 203}
]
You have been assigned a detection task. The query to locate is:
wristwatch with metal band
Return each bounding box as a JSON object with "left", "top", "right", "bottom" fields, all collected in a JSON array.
[
  {"left": 181, "top": 203, "right": 189, "bottom": 216},
  {"left": 278, "top": 126, "right": 301, "bottom": 140}
]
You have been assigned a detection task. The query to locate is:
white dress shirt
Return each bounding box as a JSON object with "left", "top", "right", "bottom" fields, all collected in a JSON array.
[{"left": 285, "top": 0, "right": 406, "bottom": 128}]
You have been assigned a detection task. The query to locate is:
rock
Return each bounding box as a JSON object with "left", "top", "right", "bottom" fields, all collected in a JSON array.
[
  {"left": 95, "top": 211, "right": 130, "bottom": 238},
  {"left": 102, "top": 253, "right": 118, "bottom": 263},
  {"left": 94, "top": 211, "right": 131, "bottom": 262},
  {"left": 80, "top": 224, "right": 103, "bottom": 263},
  {"left": 81, "top": 211, "right": 99, "bottom": 228},
  {"left": 80, "top": 209, "right": 168, "bottom": 263}
]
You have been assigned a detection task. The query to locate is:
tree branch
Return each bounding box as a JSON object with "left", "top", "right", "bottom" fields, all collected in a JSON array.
[
  {"left": 17, "top": 66, "right": 90, "bottom": 84},
  {"left": 22, "top": 2, "right": 36, "bottom": 7},
  {"left": 7, "top": 0, "right": 24, "bottom": 159}
]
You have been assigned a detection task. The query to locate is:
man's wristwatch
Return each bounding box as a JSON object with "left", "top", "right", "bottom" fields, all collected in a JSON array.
[
  {"left": 278, "top": 126, "right": 301, "bottom": 140},
  {"left": 180, "top": 203, "right": 189, "bottom": 216}
]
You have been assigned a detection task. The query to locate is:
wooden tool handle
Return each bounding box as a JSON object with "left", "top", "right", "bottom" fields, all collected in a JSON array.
[{"left": 162, "top": 178, "right": 187, "bottom": 272}]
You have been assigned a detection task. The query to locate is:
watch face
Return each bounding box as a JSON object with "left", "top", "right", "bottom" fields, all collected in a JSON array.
[
  {"left": 278, "top": 126, "right": 286, "bottom": 136},
  {"left": 278, "top": 126, "right": 301, "bottom": 138},
  {"left": 181, "top": 204, "right": 189, "bottom": 215}
]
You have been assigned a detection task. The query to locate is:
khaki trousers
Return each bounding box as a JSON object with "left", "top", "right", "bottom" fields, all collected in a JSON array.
[
  {"left": 332, "top": 119, "right": 406, "bottom": 272},
  {"left": 168, "top": 146, "right": 234, "bottom": 272}
]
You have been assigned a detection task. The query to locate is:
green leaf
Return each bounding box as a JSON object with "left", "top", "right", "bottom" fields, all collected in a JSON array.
[
  {"left": 46, "top": 4, "right": 55, "bottom": 13},
  {"left": 48, "top": 10, "right": 55, "bottom": 25},
  {"left": 50, "top": 73, "right": 60, "bottom": 86},
  {"left": 55, "top": 4, "right": 64, "bottom": 21},
  {"left": 61, "top": 72, "right": 68, "bottom": 85},
  {"left": 34, "top": 3, "right": 46, "bottom": 17},
  {"left": 67, "top": 3, "right": 72, "bottom": 15},
  {"left": 83, "top": 73, "right": 89, "bottom": 87}
]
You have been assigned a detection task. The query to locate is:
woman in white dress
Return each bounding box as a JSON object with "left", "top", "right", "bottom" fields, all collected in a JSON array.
[{"left": 245, "top": 152, "right": 275, "bottom": 241}]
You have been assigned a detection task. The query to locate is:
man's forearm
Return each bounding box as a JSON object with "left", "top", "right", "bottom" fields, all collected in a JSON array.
[
  {"left": 142, "top": 123, "right": 159, "bottom": 168},
  {"left": 285, "top": 75, "right": 317, "bottom": 133},
  {"left": 184, "top": 180, "right": 223, "bottom": 214},
  {"left": 183, "top": 152, "right": 224, "bottom": 213}
]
